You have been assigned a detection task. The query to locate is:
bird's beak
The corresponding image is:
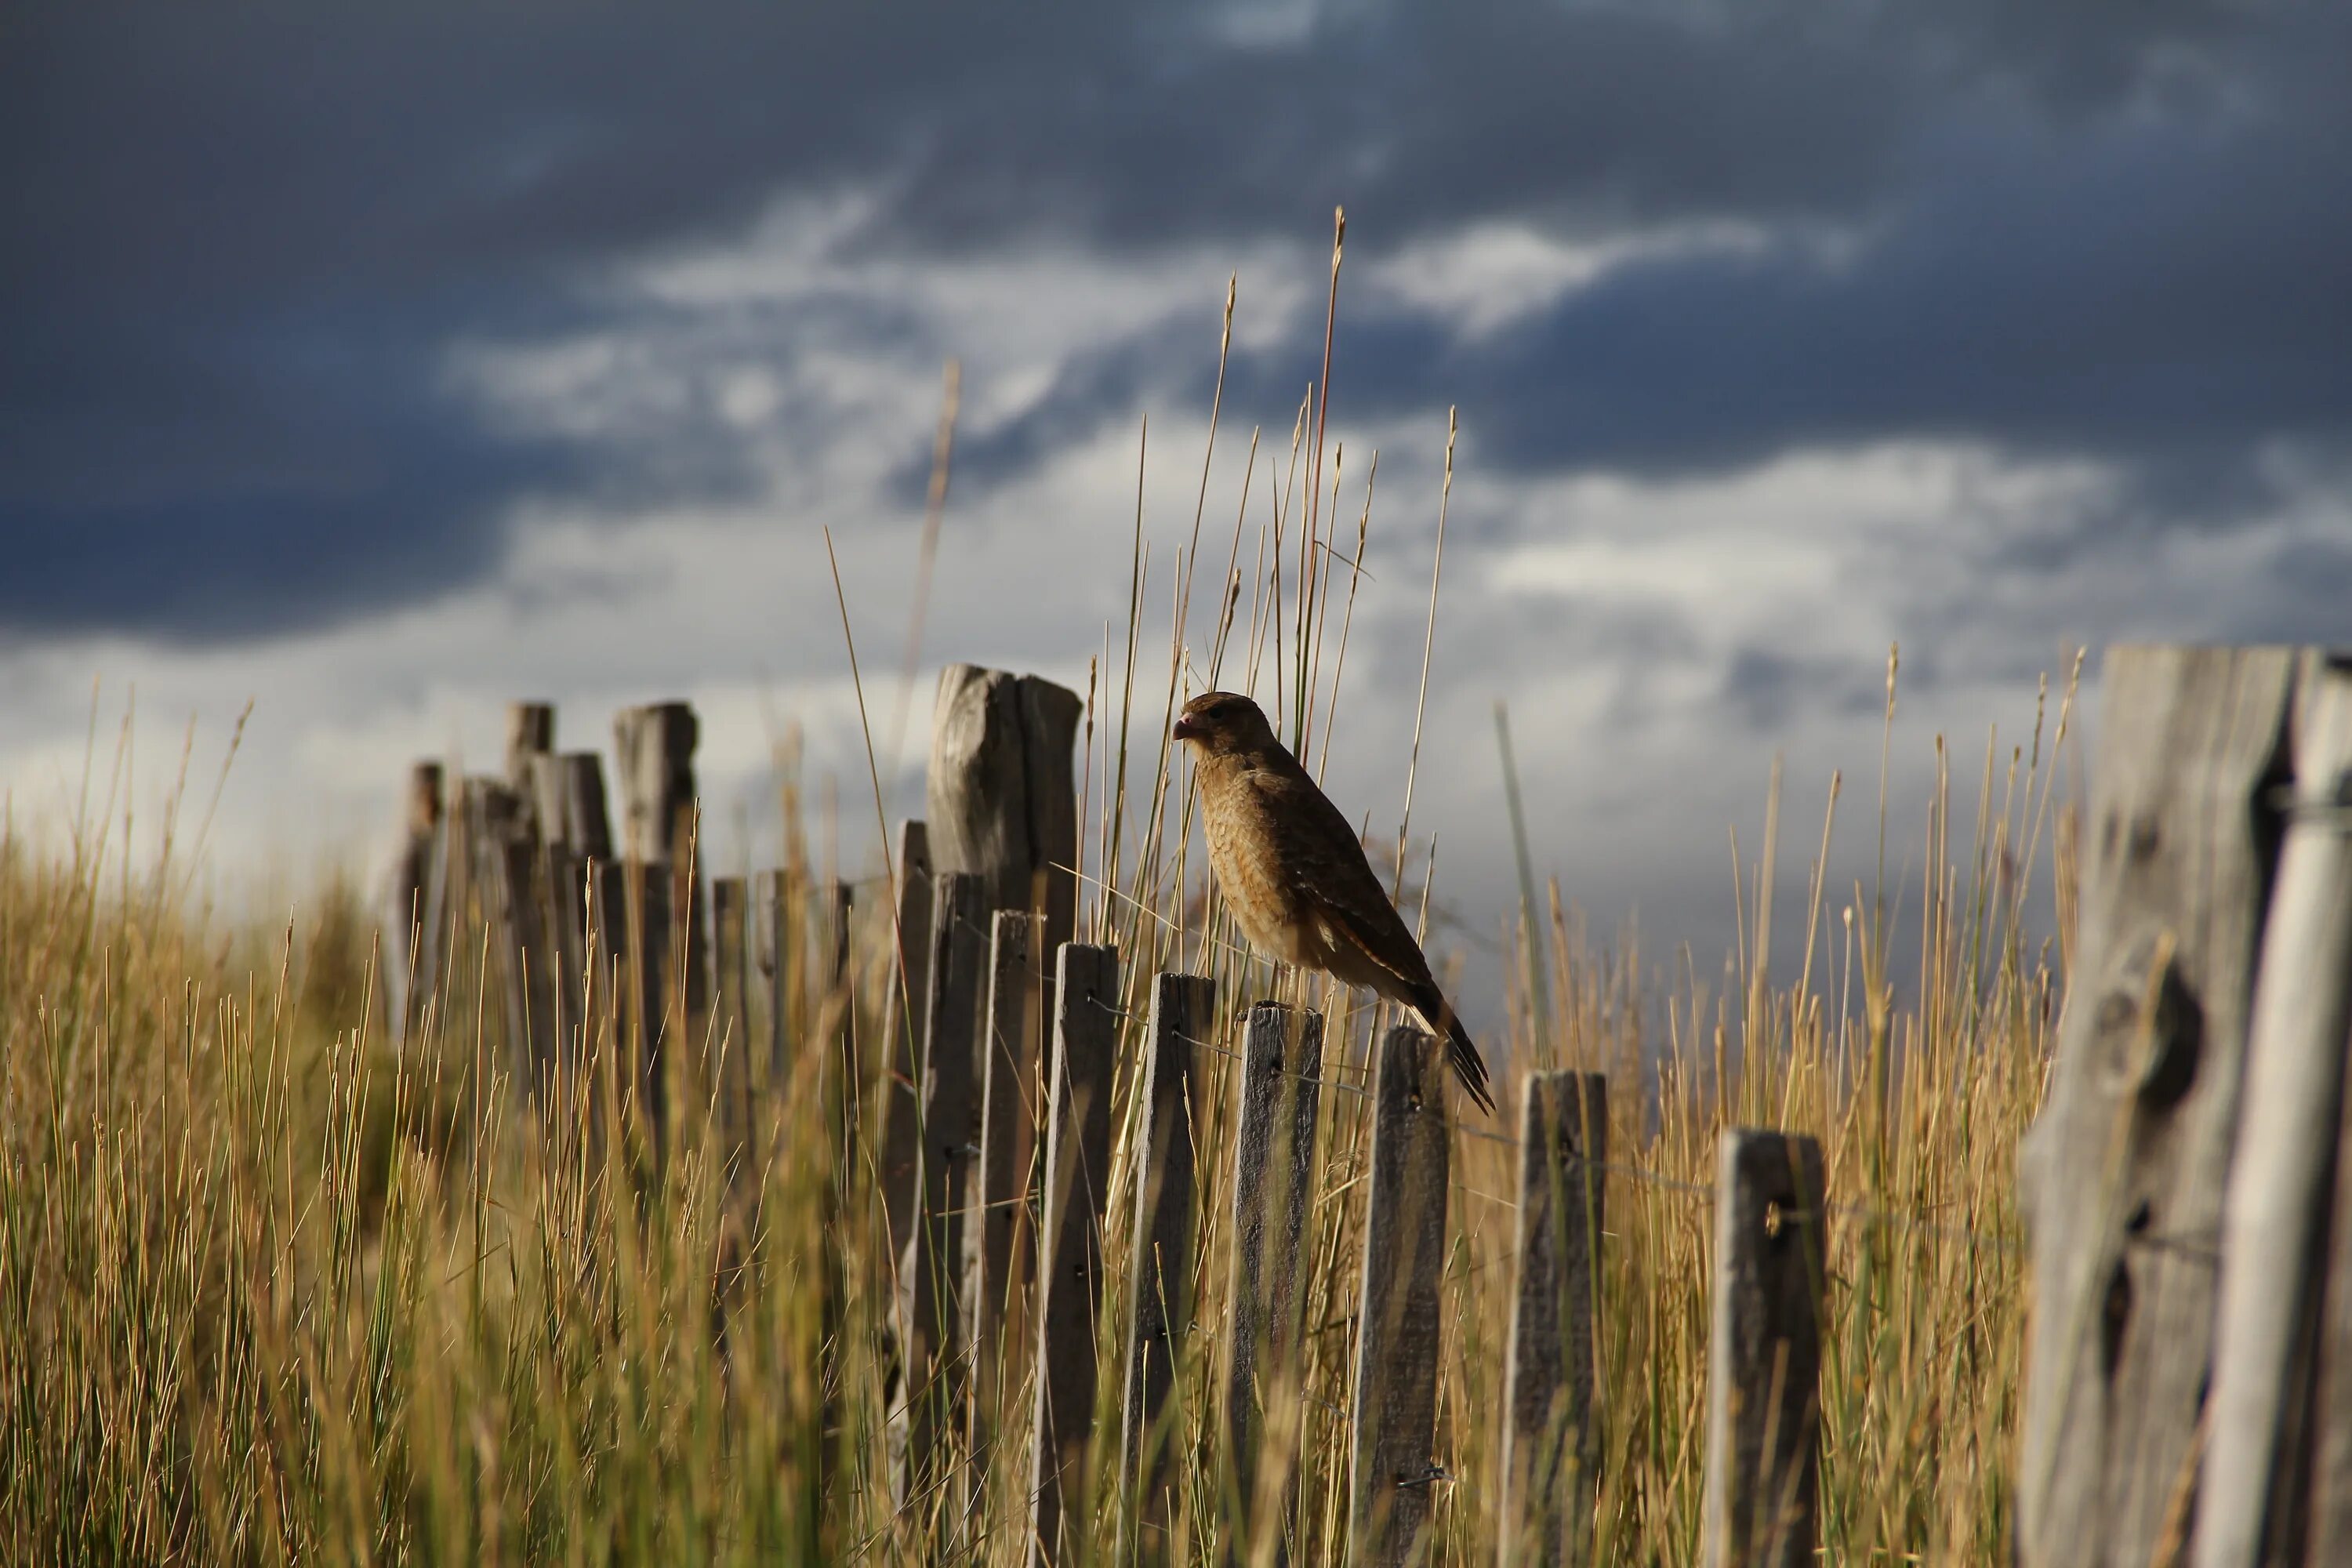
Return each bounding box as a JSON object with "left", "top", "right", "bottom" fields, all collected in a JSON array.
[{"left": 1172, "top": 716, "right": 1201, "bottom": 742}]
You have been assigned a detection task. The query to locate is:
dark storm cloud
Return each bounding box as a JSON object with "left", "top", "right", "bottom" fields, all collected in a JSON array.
[
  {"left": 983, "top": 3, "right": 2352, "bottom": 522},
  {"left": 2, "top": 0, "right": 2336, "bottom": 639}
]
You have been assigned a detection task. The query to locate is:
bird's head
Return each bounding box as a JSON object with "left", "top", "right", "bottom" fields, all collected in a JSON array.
[{"left": 1173, "top": 691, "right": 1276, "bottom": 756}]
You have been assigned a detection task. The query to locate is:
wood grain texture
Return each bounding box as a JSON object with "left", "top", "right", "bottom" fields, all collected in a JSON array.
[
  {"left": 927, "top": 662, "right": 1082, "bottom": 964},
  {"left": 612, "top": 701, "right": 705, "bottom": 1017},
  {"left": 1122, "top": 972, "right": 1211, "bottom": 1563},
  {"left": 2014, "top": 646, "right": 2300, "bottom": 1568},
  {"left": 466, "top": 777, "right": 558, "bottom": 1099},
  {"left": 555, "top": 751, "right": 615, "bottom": 862},
  {"left": 1499, "top": 1072, "right": 1607, "bottom": 1568},
  {"left": 1348, "top": 1025, "right": 1450, "bottom": 1568},
  {"left": 1700, "top": 1129, "right": 1825, "bottom": 1568},
  {"left": 967, "top": 909, "right": 1041, "bottom": 1450},
  {"left": 1026, "top": 942, "right": 1120, "bottom": 1568},
  {"left": 503, "top": 701, "right": 554, "bottom": 797},
  {"left": 2196, "top": 651, "right": 2352, "bottom": 1568},
  {"left": 882, "top": 820, "right": 934, "bottom": 1265},
  {"left": 748, "top": 869, "right": 791, "bottom": 1106},
  {"left": 708, "top": 875, "right": 751, "bottom": 1175},
  {"left": 612, "top": 701, "right": 699, "bottom": 862},
  {"left": 619, "top": 857, "right": 673, "bottom": 1163},
  {"left": 824, "top": 879, "right": 855, "bottom": 1167},
  {"left": 1219, "top": 1002, "right": 1323, "bottom": 1568},
  {"left": 411, "top": 770, "right": 470, "bottom": 1047},
  {"left": 901, "top": 873, "right": 989, "bottom": 1519},
  {"left": 520, "top": 754, "right": 588, "bottom": 1073},
  {"left": 2311, "top": 930, "right": 2352, "bottom": 1563},
  {"left": 387, "top": 760, "right": 443, "bottom": 1048}
]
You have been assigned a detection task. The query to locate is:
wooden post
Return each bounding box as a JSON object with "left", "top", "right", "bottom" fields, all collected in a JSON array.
[
  {"left": 902, "top": 872, "right": 990, "bottom": 1521},
  {"left": 1500, "top": 1072, "right": 1608, "bottom": 1568},
  {"left": 882, "top": 820, "right": 934, "bottom": 1262},
  {"left": 710, "top": 875, "right": 752, "bottom": 1174},
  {"left": 387, "top": 760, "right": 444, "bottom": 1047},
  {"left": 1122, "top": 972, "right": 1211, "bottom": 1562},
  {"left": 1700, "top": 1129, "right": 1825, "bottom": 1568},
  {"left": 556, "top": 751, "right": 615, "bottom": 862},
  {"left": 505, "top": 701, "right": 555, "bottom": 790},
  {"left": 927, "top": 662, "right": 1083, "bottom": 989},
  {"left": 811, "top": 875, "right": 855, "bottom": 1541},
  {"left": 613, "top": 700, "right": 697, "bottom": 862},
  {"left": 621, "top": 857, "right": 673, "bottom": 1161},
  {"left": 614, "top": 701, "right": 705, "bottom": 1015},
  {"left": 578, "top": 855, "right": 630, "bottom": 1163},
  {"left": 1219, "top": 1002, "right": 1323, "bottom": 1568},
  {"left": 466, "top": 777, "right": 558, "bottom": 1098},
  {"left": 967, "top": 910, "right": 1043, "bottom": 1454},
  {"left": 820, "top": 878, "right": 855, "bottom": 1167},
  {"left": 2014, "top": 647, "right": 2301, "bottom": 1568},
  {"left": 2312, "top": 981, "right": 2352, "bottom": 1563},
  {"left": 1348, "top": 1025, "right": 1452, "bottom": 1568},
  {"left": 519, "top": 753, "right": 588, "bottom": 1080},
  {"left": 749, "top": 869, "right": 785, "bottom": 1098},
  {"left": 2197, "top": 652, "right": 2352, "bottom": 1568},
  {"left": 411, "top": 764, "right": 471, "bottom": 1050},
  {"left": 1027, "top": 942, "right": 1121, "bottom": 1568}
]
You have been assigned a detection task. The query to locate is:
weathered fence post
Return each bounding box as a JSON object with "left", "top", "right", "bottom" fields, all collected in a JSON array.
[
  {"left": 883, "top": 820, "right": 935, "bottom": 1262},
  {"left": 901, "top": 872, "right": 989, "bottom": 1525},
  {"left": 1219, "top": 1002, "right": 1323, "bottom": 1568},
  {"left": 1122, "top": 972, "right": 1212, "bottom": 1561},
  {"left": 2014, "top": 646, "right": 2301, "bottom": 1568},
  {"left": 620, "top": 857, "right": 673, "bottom": 1161},
  {"left": 710, "top": 875, "right": 751, "bottom": 1174},
  {"left": 533, "top": 749, "right": 615, "bottom": 1016},
  {"left": 2197, "top": 652, "right": 2352, "bottom": 1568},
  {"left": 813, "top": 876, "right": 856, "bottom": 1547},
  {"left": 826, "top": 877, "right": 855, "bottom": 1142},
  {"left": 1349, "top": 1025, "right": 1452, "bottom": 1568},
  {"left": 412, "top": 764, "right": 471, "bottom": 1048},
  {"left": 927, "top": 662, "right": 1083, "bottom": 994},
  {"left": 614, "top": 700, "right": 705, "bottom": 1017},
  {"left": 967, "top": 910, "right": 1042, "bottom": 1460},
  {"left": 519, "top": 755, "right": 586, "bottom": 1081},
  {"left": 1499, "top": 1072, "right": 1608, "bottom": 1568},
  {"left": 554, "top": 751, "right": 615, "bottom": 862},
  {"left": 504, "top": 701, "right": 555, "bottom": 797},
  {"left": 466, "top": 777, "right": 558, "bottom": 1097},
  {"left": 388, "top": 760, "right": 444, "bottom": 1046},
  {"left": 1700, "top": 1129, "right": 1825, "bottom": 1568},
  {"left": 749, "top": 869, "right": 793, "bottom": 1109},
  {"left": 1027, "top": 942, "right": 1121, "bottom": 1567},
  {"left": 557, "top": 753, "right": 624, "bottom": 1153},
  {"left": 2315, "top": 993, "right": 2352, "bottom": 1562}
]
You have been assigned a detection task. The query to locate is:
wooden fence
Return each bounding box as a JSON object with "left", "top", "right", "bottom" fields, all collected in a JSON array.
[{"left": 382, "top": 646, "right": 2352, "bottom": 1566}]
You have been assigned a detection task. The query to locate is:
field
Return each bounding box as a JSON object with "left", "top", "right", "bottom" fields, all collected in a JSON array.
[
  {"left": 0, "top": 657, "right": 2079, "bottom": 1568},
  {"left": 0, "top": 285, "right": 2082, "bottom": 1566}
]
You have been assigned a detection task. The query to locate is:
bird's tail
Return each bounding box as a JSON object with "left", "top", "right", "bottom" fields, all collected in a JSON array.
[{"left": 1409, "top": 982, "right": 1497, "bottom": 1116}]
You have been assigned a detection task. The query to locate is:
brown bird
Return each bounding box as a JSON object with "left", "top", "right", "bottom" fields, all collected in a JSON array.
[{"left": 1174, "top": 690, "right": 1495, "bottom": 1114}]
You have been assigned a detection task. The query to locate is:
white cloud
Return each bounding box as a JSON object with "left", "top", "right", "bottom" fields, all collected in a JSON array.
[{"left": 9, "top": 219, "right": 2343, "bottom": 1039}]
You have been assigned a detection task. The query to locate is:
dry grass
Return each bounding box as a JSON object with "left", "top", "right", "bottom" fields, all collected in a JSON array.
[{"left": 0, "top": 238, "right": 2078, "bottom": 1565}]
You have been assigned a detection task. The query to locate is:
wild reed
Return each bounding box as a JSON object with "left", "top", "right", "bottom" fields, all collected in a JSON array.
[{"left": 0, "top": 224, "right": 2074, "bottom": 1564}]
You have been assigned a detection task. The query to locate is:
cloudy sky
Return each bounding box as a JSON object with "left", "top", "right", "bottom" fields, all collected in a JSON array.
[{"left": 5, "top": 1, "right": 2347, "bottom": 1004}]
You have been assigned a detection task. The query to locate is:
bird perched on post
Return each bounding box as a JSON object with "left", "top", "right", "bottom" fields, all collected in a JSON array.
[{"left": 1174, "top": 690, "right": 1495, "bottom": 1114}]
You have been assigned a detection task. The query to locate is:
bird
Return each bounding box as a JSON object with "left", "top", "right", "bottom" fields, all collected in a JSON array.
[{"left": 1174, "top": 690, "right": 1496, "bottom": 1114}]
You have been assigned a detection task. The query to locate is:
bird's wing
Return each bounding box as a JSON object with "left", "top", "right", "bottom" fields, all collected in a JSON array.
[
  {"left": 1253, "top": 759, "right": 1497, "bottom": 1115},
  {"left": 1257, "top": 765, "right": 1436, "bottom": 993}
]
